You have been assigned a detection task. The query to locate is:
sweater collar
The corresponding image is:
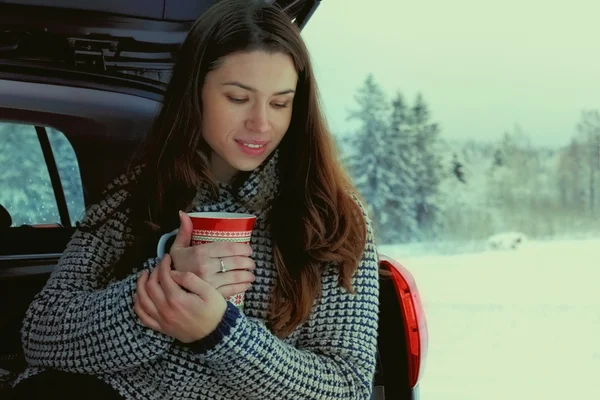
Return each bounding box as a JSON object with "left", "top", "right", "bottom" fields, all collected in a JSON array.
[{"left": 193, "top": 150, "right": 280, "bottom": 213}]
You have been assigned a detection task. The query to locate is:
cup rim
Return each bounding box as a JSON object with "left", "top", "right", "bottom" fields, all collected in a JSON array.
[{"left": 187, "top": 212, "right": 256, "bottom": 220}]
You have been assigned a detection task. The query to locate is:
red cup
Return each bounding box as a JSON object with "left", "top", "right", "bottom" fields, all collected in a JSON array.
[
  {"left": 187, "top": 212, "right": 256, "bottom": 245},
  {"left": 157, "top": 212, "right": 257, "bottom": 311}
]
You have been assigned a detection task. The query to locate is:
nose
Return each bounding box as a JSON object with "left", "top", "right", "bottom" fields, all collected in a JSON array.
[{"left": 245, "top": 104, "right": 270, "bottom": 133}]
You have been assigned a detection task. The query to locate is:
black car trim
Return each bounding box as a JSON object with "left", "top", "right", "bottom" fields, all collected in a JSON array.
[
  {"left": 0, "top": 79, "right": 161, "bottom": 126},
  {"left": 0, "top": 257, "right": 58, "bottom": 280},
  {"left": 0, "top": 61, "right": 167, "bottom": 100},
  {"left": 371, "top": 386, "right": 385, "bottom": 400},
  {"left": 0, "top": 1, "right": 318, "bottom": 83},
  {"left": 378, "top": 274, "right": 417, "bottom": 399},
  {"left": 0, "top": 264, "right": 56, "bottom": 277},
  {"left": 286, "top": 0, "right": 321, "bottom": 29},
  {"left": 0, "top": 254, "right": 63, "bottom": 262},
  {"left": 0, "top": 3, "right": 193, "bottom": 36},
  {"left": 35, "top": 126, "right": 71, "bottom": 228},
  {"left": 1, "top": 1, "right": 319, "bottom": 25}
]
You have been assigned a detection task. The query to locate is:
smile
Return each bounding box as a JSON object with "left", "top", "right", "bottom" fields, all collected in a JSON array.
[{"left": 235, "top": 140, "right": 269, "bottom": 156}]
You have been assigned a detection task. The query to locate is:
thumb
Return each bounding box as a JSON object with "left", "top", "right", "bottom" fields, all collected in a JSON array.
[{"left": 171, "top": 211, "right": 193, "bottom": 250}]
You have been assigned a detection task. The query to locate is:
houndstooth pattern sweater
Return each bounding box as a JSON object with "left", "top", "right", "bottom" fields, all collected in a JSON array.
[{"left": 17, "top": 153, "right": 380, "bottom": 400}]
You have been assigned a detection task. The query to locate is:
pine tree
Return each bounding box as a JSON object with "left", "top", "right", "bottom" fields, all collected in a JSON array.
[
  {"left": 557, "top": 138, "right": 587, "bottom": 211},
  {"left": 344, "top": 78, "right": 443, "bottom": 243},
  {"left": 383, "top": 91, "right": 420, "bottom": 242},
  {"left": 410, "top": 93, "right": 444, "bottom": 239},
  {"left": 344, "top": 74, "right": 392, "bottom": 241},
  {"left": 576, "top": 109, "right": 600, "bottom": 215}
]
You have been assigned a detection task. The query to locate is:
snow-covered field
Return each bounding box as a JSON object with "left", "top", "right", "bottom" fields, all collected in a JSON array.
[{"left": 379, "top": 238, "right": 600, "bottom": 400}]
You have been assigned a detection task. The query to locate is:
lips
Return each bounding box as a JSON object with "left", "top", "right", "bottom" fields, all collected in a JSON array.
[
  {"left": 235, "top": 139, "right": 268, "bottom": 147},
  {"left": 235, "top": 139, "right": 269, "bottom": 156},
  {"left": 240, "top": 142, "right": 264, "bottom": 149}
]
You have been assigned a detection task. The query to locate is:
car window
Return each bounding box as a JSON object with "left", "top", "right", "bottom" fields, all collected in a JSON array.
[
  {"left": 47, "top": 127, "right": 86, "bottom": 225},
  {"left": 0, "top": 122, "right": 84, "bottom": 227}
]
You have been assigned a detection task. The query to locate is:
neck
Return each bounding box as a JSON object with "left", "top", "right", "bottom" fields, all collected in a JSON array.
[
  {"left": 210, "top": 152, "right": 237, "bottom": 184},
  {"left": 193, "top": 149, "right": 280, "bottom": 214}
]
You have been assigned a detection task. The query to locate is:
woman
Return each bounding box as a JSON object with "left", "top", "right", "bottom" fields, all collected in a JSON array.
[{"left": 12, "top": 0, "right": 380, "bottom": 399}]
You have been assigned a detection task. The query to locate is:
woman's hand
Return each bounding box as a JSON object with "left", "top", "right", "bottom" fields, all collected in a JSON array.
[
  {"left": 133, "top": 253, "right": 227, "bottom": 343},
  {"left": 169, "top": 212, "right": 256, "bottom": 299}
]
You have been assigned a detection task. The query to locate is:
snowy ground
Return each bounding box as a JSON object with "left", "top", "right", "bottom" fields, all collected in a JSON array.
[{"left": 379, "top": 238, "right": 600, "bottom": 400}]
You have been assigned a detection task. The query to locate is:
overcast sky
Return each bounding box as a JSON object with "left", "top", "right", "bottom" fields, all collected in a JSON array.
[{"left": 301, "top": 0, "right": 600, "bottom": 147}]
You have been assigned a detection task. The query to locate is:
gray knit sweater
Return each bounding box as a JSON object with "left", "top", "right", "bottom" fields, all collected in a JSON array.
[{"left": 17, "top": 154, "right": 380, "bottom": 399}]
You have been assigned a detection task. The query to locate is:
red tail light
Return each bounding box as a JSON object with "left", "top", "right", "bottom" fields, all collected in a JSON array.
[{"left": 379, "top": 254, "right": 428, "bottom": 388}]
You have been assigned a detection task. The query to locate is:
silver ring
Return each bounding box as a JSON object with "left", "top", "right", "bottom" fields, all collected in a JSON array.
[{"left": 220, "top": 258, "right": 227, "bottom": 273}]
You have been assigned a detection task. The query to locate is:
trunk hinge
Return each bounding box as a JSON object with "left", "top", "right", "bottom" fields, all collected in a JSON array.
[{"left": 66, "top": 37, "right": 118, "bottom": 71}]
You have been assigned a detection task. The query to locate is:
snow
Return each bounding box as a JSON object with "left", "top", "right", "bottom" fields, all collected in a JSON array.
[{"left": 379, "top": 238, "right": 600, "bottom": 400}]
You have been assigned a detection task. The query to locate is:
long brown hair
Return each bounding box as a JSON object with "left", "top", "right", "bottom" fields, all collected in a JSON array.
[{"left": 110, "top": 0, "right": 367, "bottom": 338}]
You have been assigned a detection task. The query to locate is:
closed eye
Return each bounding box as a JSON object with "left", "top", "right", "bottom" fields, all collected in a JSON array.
[
  {"left": 227, "top": 96, "right": 247, "bottom": 104},
  {"left": 272, "top": 102, "right": 289, "bottom": 109}
]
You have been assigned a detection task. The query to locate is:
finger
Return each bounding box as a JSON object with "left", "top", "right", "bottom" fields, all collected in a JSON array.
[
  {"left": 203, "top": 242, "right": 253, "bottom": 259},
  {"left": 170, "top": 270, "right": 217, "bottom": 301},
  {"left": 217, "top": 282, "right": 252, "bottom": 299},
  {"left": 212, "top": 269, "right": 256, "bottom": 289},
  {"left": 159, "top": 254, "right": 184, "bottom": 299},
  {"left": 171, "top": 211, "right": 193, "bottom": 250},
  {"left": 136, "top": 271, "right": 162, "bottom": 321},
  {"left": 218, "top": 256, "right": 256, "bottom": 272},
  {"left": 146, "top": 263, "right": 168, "bottom": 310},
  {"left": 133, "top": 295, "right": 163, "bottom": 332}
]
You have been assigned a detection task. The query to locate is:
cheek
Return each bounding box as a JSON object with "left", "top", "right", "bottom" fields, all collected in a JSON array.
[
  {"left": 272, "top": 111, "right": 293, "bottom": 137},
  {"left": 202, "top": 100, "right": 240, "bottom": 141}
]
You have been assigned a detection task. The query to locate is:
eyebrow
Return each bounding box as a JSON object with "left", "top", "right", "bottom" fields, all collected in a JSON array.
[{"left": 222, "top": 81, "right": 295, "bottom": 96}]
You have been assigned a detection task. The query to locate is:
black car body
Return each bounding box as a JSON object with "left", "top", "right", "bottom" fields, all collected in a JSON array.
[{"left": 0, "top": 1, "right": 427, "bottom": 398}]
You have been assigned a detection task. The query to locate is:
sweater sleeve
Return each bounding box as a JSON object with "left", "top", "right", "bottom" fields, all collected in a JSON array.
[
  {"left": 20, "top": 174, "right": 175, "bottom": 375},
  {"left": 190, "top": 217, "right": 380, "bottom": 400}
]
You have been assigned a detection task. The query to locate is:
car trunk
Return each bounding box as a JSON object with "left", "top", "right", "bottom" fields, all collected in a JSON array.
[
  {"left": 0, "top": 0, "right": 321, "bottom": 90},
  {"left": 0, "top": 1, "right": 426, "bottom": 398}
]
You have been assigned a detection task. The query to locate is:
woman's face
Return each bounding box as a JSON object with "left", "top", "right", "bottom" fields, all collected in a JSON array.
[{"left": 201, "top": 50, "right": 298, "bottom": 183}]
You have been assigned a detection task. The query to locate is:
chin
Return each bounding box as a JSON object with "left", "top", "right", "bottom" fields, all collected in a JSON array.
[
  {"left": 234, "top": 160, "right": 266, "bottom": 172},
  {"left": 231, "top": 150, "right": 274, "bottom": 172}
]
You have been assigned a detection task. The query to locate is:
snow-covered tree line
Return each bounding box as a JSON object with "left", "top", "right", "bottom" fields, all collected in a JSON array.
[
  {"left": 341, "top": 75, "right": 600, "bottom": 244},
  {"left": 1, "top": 83, "right": 599, "bottom": 244}
]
